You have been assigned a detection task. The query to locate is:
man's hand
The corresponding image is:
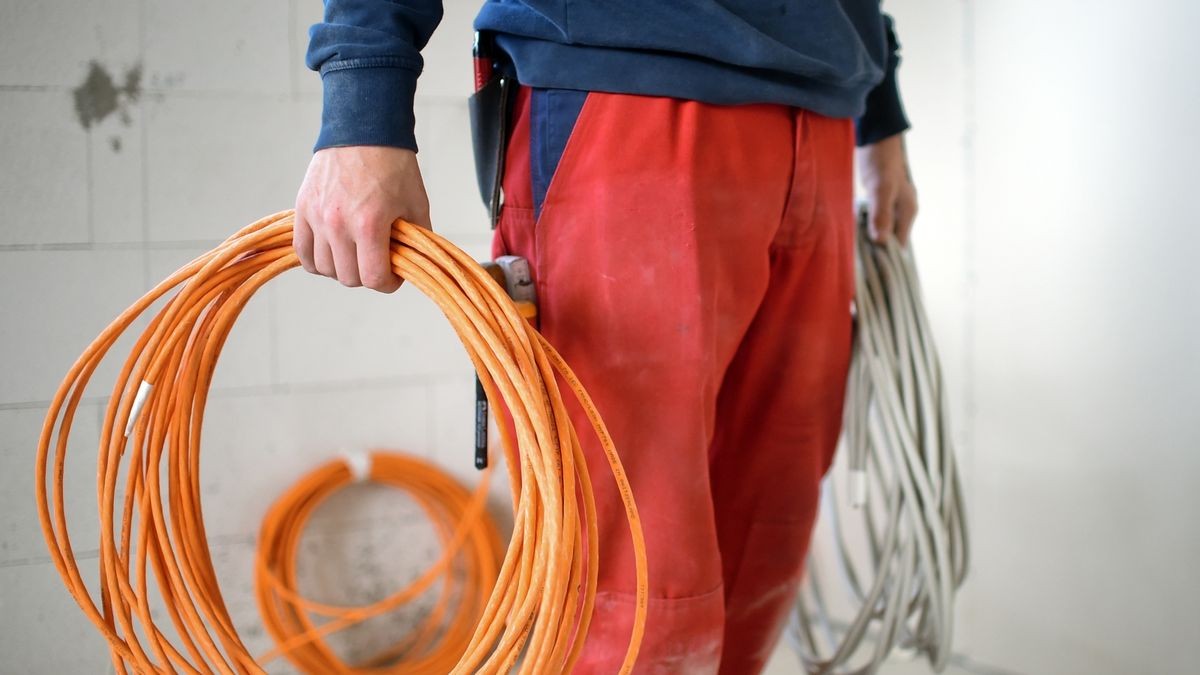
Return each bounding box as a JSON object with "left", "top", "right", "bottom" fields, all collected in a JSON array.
[
  {"left": 294, "top": 146, "right": 432, "bottom": 292},
  {"left": 857, "top": 133, "right": 918, "bottom": 246}
]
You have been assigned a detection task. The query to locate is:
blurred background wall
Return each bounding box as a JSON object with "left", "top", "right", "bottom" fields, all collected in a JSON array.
[
  {"left": 893, "top": 1, "right": 1200, "bottom": 673},
  {"left": 1, "top": 1, "right": 1196, "bottom": 673}
]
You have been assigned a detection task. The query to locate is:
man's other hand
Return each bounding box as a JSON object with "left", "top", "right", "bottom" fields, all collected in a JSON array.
[
  {"left": 857, "top": 133, "right": 918, "bottom": 246},
  {"left": 294, "top": 146, "right": 431, "bottom": 292}
]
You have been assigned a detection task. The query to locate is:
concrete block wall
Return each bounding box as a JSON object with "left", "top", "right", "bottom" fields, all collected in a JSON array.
[
  {"left": 4, "top": 1, "right": 1198, "bottom": 674},
  {"left": 1, "top": 1, "right": 494, "bottom": 672},
  {"left": 871, "top": 2, "right": 1200, "bottom": 674}
]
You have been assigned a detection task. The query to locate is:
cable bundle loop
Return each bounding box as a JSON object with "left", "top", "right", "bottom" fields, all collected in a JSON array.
[
  {"left": 789, "top": 225, "right": 970, "bottom": 674},
  {"left": 255, "top": 450, "right": 504, "bottom": 672},
  {"left": 35, "top": 210, "right": 648, "bottom": 674}
]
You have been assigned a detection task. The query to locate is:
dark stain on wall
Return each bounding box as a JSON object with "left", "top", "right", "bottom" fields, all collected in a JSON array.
[{"left": 72, "top": 60, "right": 143, "bottom": 132}]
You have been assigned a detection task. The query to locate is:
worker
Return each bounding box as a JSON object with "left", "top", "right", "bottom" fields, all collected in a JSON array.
[{"left": 293, "top": 1, "right": 919, "bottom": 672}]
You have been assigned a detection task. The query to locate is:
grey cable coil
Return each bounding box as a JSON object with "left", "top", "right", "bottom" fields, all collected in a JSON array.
[{"left": 788, "top": 214, "right": 970, "bottom": 674}]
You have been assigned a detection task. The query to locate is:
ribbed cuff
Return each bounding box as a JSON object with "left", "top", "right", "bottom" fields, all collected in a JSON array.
[
  {"left": 314, "top": 61, "right": 419, "bottom": 152},
  {"left": 856, "top": 14, "right": 911, "bottom": 146},
  {"left": 855, "top": 62, "right": 910, "bottom": 146}
]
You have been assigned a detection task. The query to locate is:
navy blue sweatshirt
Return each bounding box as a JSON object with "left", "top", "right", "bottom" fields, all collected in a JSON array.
[{"left": 307, "top": 1, "right": 908, "bottom": 153}]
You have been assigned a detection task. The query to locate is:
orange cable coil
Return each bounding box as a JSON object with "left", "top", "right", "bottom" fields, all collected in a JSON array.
[
  {"left": 34, "top": 210, "right": 648, "bottom": 674},
  {"left": 256, "top": 450, "right": 503, "bottom": 673}
]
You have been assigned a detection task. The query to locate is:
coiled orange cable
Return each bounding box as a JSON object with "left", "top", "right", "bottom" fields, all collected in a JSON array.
[
  {"left": 256, "top": 450, "right": 504, "bottom": 673},
  {"left": 34, "top": 210, "right": 648, "bottom": 674}
]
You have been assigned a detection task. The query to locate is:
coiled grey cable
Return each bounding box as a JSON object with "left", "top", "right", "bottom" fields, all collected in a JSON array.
[{"left": 788, "top": 214, "right": 970, "bottom": 674}]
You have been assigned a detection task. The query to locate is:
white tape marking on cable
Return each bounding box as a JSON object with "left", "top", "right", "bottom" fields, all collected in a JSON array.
[
  {"left": 342, "top": 451, "right": 372, "bottom": 483},
  {"left": 123, "top": 381, "right": 153, "bottom": 438}
]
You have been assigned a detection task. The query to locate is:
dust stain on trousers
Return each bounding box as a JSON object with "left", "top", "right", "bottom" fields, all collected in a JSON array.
[{"left": 492, "top": 86, "right": 855, "bottom": 674}]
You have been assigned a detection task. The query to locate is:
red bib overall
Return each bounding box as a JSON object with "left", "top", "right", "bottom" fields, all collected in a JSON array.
[{"left": 492, "top": 87, "right": 855, "bottom": 674}]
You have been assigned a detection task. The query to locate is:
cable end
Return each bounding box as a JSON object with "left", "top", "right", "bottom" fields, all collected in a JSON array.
[
  {"left": 341, "top": 451, "right": 373, "bottom": 483},
  {"left": 850, "top": 469, "right": 868, "bottom": 508},
  {"left": 123, "top": 381, "right": 153, "bottom": 438}
]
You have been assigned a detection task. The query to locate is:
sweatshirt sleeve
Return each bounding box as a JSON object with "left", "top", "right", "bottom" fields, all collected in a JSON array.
[
  {"left": 855, "top": 13, "right": 910, "bottom": 146},
  {"left": 306, "top": 0, "right": 445, "bottom": 152}
]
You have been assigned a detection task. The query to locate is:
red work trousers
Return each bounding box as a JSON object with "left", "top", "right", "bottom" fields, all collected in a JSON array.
[{"left": 491, "top": 88, "right": 856, "bottom": 674}]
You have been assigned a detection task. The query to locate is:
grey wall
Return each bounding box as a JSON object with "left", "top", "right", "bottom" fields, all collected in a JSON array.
[{"left": 853, "top": 1, "right": 1200, "bottom": 674}]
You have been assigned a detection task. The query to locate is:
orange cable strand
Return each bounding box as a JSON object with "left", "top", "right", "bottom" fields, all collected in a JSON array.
[{"left": 34, "top": 211, "right": 648, "bottom": 674}]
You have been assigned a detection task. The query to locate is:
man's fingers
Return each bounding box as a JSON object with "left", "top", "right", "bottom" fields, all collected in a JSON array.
[
  {"left": 868, "top": 190, "right": 896, "bottom": 244},
  {"left": 313, "top": 238, "right": 336, "bottom": 279},
  {"left": 895, "top": 188, "right": 918, "bottom": 246},
  {"left": 857, "top": 133, "right": 918, "bottom": 246},
  {"left": 331, "top": 236, "right": 362, "bottom": 287},
  {"left": 293, "top": 212, "right": 316, "bottom": 273},
  {"left": 357, "top": 231, "right": 402, "bottom": 293},
  {"left": 294, "top": 146, "right": 430, "bottom": 287}
]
